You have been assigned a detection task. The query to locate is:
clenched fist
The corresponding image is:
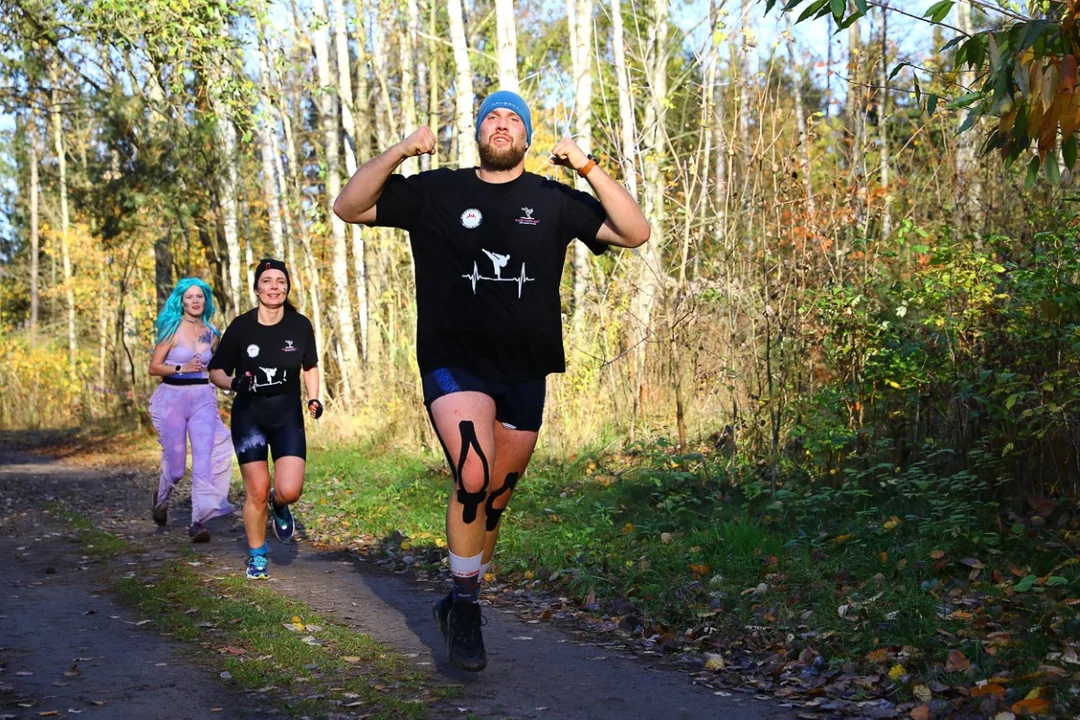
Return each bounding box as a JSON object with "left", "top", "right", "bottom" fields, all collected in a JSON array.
[
  {"left": 399, "top": 126, "right": 436, "bottom": 158},
  {"left": 548, "top": 136, "right": 589, "bottom": 172}
]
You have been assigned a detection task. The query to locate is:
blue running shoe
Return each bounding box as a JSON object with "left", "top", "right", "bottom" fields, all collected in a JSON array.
[
  {"left": 246, "top": 553, "right": 269, "bottom": 580},
  {"left": 268, "top": 488, "right": 294, "bottom": 542}
]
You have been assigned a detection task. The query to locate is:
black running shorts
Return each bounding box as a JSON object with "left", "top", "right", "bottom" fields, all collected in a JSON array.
[
  {"left": 230, "top": 393, "right": 306, "bottom": 464},
  {"left": 421, "top": 366, "right": 546, "bottom": 432}
]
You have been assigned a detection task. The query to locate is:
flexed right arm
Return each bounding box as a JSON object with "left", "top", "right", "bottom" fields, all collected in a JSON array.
[{"left": 333, "top": 127, "right": 436, "bottom": 225}]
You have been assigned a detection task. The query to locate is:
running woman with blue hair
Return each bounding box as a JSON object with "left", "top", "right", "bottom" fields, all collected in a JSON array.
[
  {"left": 148, "top": 278, "right": 236, "bottom": 542},
  {"left": 334, "top": 89, "right": 650, "bottom": 671},
  {"left": 209, "top": 259, "right": 322, "bottom": 580}
]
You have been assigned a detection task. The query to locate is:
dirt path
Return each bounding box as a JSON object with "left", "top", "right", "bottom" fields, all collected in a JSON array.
[{"left": 0, "top": 438, "right": 793, "bottom": 720}]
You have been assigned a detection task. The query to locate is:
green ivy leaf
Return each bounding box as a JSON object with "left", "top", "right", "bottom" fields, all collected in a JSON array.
[
  {"left": 1063, "top": 135, "right": 1077, "bottom": 171},
  {"left": 1025, "top": 155, "right": 1040, "bottom": 189},
  {"left": 1046, "top": 153, "right": 1061, "bottom": 185},
  {"left": 1014, "top": 574, "right": 1037, "bottom": 592}
]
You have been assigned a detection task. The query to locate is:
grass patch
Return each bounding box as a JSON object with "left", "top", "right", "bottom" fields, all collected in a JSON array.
[
  {"left": 48, "top": 501, "right": 130, "bottom": 556},
  {"left": 299, "top": 441, "right": 1080, "bottom": 714},
  {"left": 112, "top": 561, "right": 457, "bottom": 719}
]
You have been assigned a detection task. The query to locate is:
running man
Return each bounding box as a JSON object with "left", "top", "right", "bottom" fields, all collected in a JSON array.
[
  {"left": 208, "top": 259, "right": 323, "bottom": 579},
  {"left": 334, "top": 90, "right": 649, "bottom": 671}
]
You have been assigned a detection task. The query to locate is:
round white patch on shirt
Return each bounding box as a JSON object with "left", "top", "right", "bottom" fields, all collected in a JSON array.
[
  {"left": 460, "top": 209, "right": 482, "bottom": 229},
  {"left": 246, "top": 344, "right": 260, "bottom": 358}
]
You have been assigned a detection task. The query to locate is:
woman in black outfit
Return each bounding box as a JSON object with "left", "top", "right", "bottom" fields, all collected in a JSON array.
[{"left": 208, "top": 259, "right": 323, "bottom": 579}]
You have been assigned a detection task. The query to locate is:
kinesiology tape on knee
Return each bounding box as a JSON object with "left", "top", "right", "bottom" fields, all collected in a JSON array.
[
  {"left": 453, "top": 421, "right": 490, "bottom": 524},
  {"left": 484, "top": 471, "right": 521, "bottom": 531}
]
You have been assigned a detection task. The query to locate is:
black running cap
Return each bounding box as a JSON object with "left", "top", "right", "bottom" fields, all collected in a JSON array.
[{"left": 254, "top": 258, "right": 290, "bottom": 292}]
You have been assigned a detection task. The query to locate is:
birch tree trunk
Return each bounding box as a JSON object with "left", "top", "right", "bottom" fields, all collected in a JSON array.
[
  {"left": 878, "top": 7, "right": 891, "bottom": 239},
  {"left": 332, "top": 0, "right": 371, "bottom": 363},
  {"left": 399, "top": 0, "right": 420, "bottom": 176},
  {"left": 312, "top": 0, "right": 360, "bottom": 400},
  {"left": 49, "top": 62, "right": 77, "bottom": 367},
  {"left": 710, "top": 0, "right": 728, "bottom": 237},
  {"left": 632, "top": 0, "right": 669, "bottom": 434},
  {"left": 256, "top": 16, "right": 285, "bottom": 259},
  {"left": 428, "top": 0, "right": 440, "bottom": 170},
  {"left": 570, "top": 0, "right": 595, "bottom": 334},
  {"left": 352, "top": 0, "right": 373, "bottom": 163},
  {"left": 494, "top": 0, "right": 520, "bottom": 92},
  {"left": 611, "top": 0, "right": 637, "bottom": 199},
  {"left": 738, "top": 0, "right": 754, "bottom": 168},
  {"left": 415, "top": 0, "right": 431, "bottom": 172},
  {"left": 447, "top": 0, "right": 477, "bottom": 167},
  {"left": 28, "top": 120, "right": 40, "bottom": 342},
  {"left": 785, "top": 18, "right": 814, "bottom": 214},
  {"left": 954, "top": 0, "right": 982, "bottom": 225}
]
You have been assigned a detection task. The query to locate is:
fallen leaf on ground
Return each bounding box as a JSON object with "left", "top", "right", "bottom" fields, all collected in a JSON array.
[
  {"left": 913, "top": 684, "right": 931, "bottom": 702},
  {"left": 1010, "top": 698, "right": 1051, "bottom": 714},
  {"left": 971, "top": 684, "right": 1006, "bottom": 697},
  {"left": 909, "top": 705, "right": 930, "bottom": 720},
  {"left": 945, "top": 649, "right": 971, "bottom": 672},
  {"left": 705, "top": 653, "right": 725, "bottom": 671}
]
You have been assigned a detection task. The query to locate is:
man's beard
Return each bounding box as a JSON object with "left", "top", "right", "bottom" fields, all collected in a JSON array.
[{"left": 478, "top": 137, "right": 526, "bottom": 170}]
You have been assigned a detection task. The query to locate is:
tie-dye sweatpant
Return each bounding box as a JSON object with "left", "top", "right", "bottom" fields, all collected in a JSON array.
[{"left": 148, "top": 383, "right": 236, "bottom": 524}]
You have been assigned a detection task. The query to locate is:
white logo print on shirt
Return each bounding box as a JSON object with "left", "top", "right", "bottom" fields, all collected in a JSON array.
[
  {"left": 460, "top": 208, "right": 482, "bottom": 229},
  {"left": 255, "top": 366, "right": 287, "bottom": 392},
  {"left": 462, "top": 249, "right": 535, "bottom": 298},
  {"left": 282, "top": 340, "right": 297, "bottom": 353},
  {"left": 246, "top": 344, "right": 260, "bottom": 358},
  {"left": 515, "top": 207, "right": 539, "bottom": 226}
]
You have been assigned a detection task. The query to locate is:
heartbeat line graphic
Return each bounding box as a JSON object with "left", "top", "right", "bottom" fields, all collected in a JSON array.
[{"left": 462, "top": 261, "right": 535, "bottom": 298}]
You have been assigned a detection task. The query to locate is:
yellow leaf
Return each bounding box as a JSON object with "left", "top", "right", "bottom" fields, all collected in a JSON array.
[
  {"left": 888, "top": 663, "right": 906, "bottom": 680},
  {"left": 524, "top": 570, "right": 535, "bottom": 580},
  {"left": 883, "top": 516, "right": 901, "bottom": 531},
  {"left": 913, "top": 684, "right": 932, "bottom": 702},
  {"left": 400, "top": 541, "right": 412, "bottom": 551},
  {"left": 622, "top": 523, "right": 634, "bottom": 534},
  {"left": 704, "top": 652, "right": 725, "bottom": 671},
  {"left": 342, "top": 656, "right": 362, "bottom": 663}
]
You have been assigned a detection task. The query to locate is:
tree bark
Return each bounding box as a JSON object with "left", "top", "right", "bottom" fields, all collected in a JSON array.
[
  {"left": 494, "top": 0, "right": 520, "bottom": 92},
  {"left": 954, "top": 0, "right": 982, "bottom": 226},
  {"left": 49, "top": 61, "right": 77, "bottom": 367},
  {"left": 878, "top": 6, "right": 891, "bottom": 239},
  {"left": 786, "top": 17, "right": 814, "bottom": 214},
  {"left": 332, "top": 0, "right": 371, "bottom": 364},
  {"left": 570, "top": 0, "right": 595, "bottom": 334},
  {"left": 447, "top": 0, "right": 477, "bottom": 168},
  {"left": 28, "top": 119, "right": 40, "bottom": 342},
  {"left": 312, "top": 0, "right": 360, "bottom": 400},
  {"left": 632, "top": 0, "right": 669, "bottom": 437}
]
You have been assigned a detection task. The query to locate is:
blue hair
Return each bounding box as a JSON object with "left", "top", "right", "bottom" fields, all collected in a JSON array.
[{"left": 154, "top": 278, "right": 220, "bottom": 344}]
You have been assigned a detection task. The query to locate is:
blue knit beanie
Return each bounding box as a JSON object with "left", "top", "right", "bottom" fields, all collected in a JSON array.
[{"left": 475, "top": 91, "right": 532, "bottom": 146}]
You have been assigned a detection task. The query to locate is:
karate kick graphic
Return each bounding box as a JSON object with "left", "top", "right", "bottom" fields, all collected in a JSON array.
[{"left": 463, "top": 249, "right": 535, "bottom": 298}]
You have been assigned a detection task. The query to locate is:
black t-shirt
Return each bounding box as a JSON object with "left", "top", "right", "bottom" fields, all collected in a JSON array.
[
  {"left": 208, "top": 308, "right": 318, "bottom": 396},
  {"left": 374, "top": 168, "right": 607, "bottom": 383}
]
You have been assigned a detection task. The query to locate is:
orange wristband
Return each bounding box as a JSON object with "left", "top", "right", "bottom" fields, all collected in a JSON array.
[{"left": 577, "top": 158, "right": 597, "bottom": 178}]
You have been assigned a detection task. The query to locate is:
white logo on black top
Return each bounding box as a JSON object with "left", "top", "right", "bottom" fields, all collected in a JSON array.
[
  {"left": 256, "top": 366, "right": 287, "bottom": 391},
  {"left": 283, "top": 340, "right": 297, "bottom": 352},
  {"left": 482, "top": 249, "right": 510, "bottom": 279},
  {"left": 460, "top": 208, "right": 482, "bottom": 229},
  {"left": 463, "top": 249, "right": 535, "bottom": 299},
  {"left": 515, "top": 206, "right": 539, "bottom": 226},
  {"left": 246, "top": 344, "right": 260, "bottom": 358}
]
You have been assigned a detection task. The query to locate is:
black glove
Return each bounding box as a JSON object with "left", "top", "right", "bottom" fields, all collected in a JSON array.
[
  {"left": 231, "top": 372, "right": 255, "bottom": 394},
  {"left": 307, "top": 398, "right": 324, "bottom": 419}
]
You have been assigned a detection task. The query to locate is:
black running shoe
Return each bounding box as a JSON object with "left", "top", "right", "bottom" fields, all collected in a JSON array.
[
  {"left": 188, "top": 522, "right": 211, "bottom": 543},
  {"left": 445, "top": 599, "right": 488, "bottom": 671},
  {"left": 151, "top": 491, "right": 167, "bottom": 527},
  {"left": 433, "top": 592, "right": 452, "bottom": 640}
]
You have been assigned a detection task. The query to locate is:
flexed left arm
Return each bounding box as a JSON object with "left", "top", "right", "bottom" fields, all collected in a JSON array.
[{"left": 549, "top": 137, "right": 651, "bottom": 248}]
